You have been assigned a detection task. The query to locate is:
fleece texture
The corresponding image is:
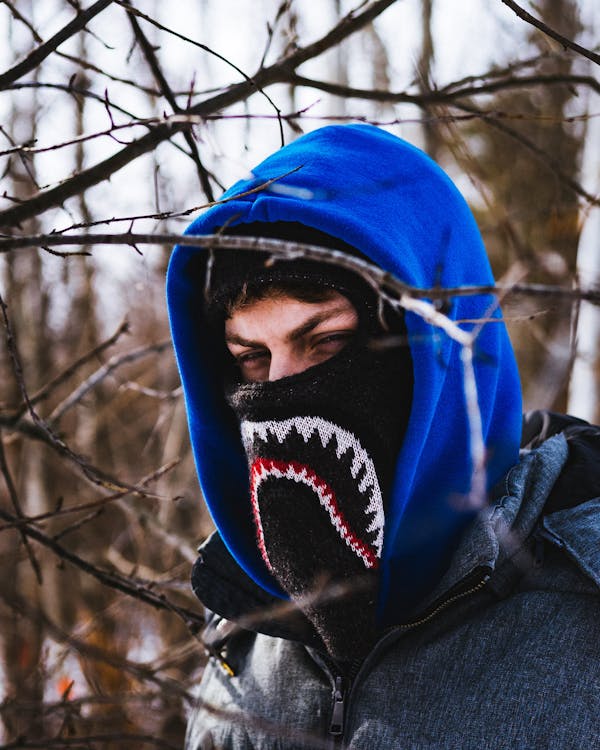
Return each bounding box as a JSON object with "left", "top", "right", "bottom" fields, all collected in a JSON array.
[{"left": 166, "top": 124, "right": 523, "bottom": 624}]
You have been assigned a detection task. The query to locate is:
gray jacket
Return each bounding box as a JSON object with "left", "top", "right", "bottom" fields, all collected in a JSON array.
[{"left": 186, "top": 425, "right": 600, "bottom": 749}]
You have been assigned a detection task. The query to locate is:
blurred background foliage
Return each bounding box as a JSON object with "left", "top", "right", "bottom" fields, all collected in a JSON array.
[{"left": 0, "top": 0, "right": 598, "bottom": 747}]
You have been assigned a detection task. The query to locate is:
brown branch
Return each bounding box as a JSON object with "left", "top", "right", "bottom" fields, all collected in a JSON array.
[
  {"left": 0, "top": 733, "right": 179, "bottom": 749},
  {"left": 0, "top": 730, "right": 179, "bottom": 750},
  {"left": 125, "top": 2, "right": 216, "bottom": 201},
  {"left": 0, "top": 117, "right": 170, "bottom": 157},
  {"left": 501, "top": 0, "right": 600, "bottom": 66},
  {"left": 454, "top": 101, "right": 599, "bottom": 206},
  {"left": 50, "top": 507, "right": 104, "bottom": 541},
  {"left": 0, "top": 0, "right": 396, "bottom": 228},
  {"left": 47, "top": 339, "right": 171, "bottom": 425},
  {"left": 3, "top": 80, "right": 139, "bottom": 120},
  {"left": 6, "top": 319, "right": 129, "bottom": 421},
  {"left": 0, "top": 458, "right": 180, "bottom": 532},
  {"left": 119, "top": 382, "right": 182, "bottom": 400},
  {"left": 4, "top": 105, "right": 586, "bottom": 162},
  {"left": 0, "top": 503, "right": 204, "bottom": 630},
  {"left": 289, "top": 72, "right": 600, "bottom": 102},
  {"left": 4, "top": 83, "right": 200, "bottom": 169},
  {"left": 0, "top": 291, "right": 166, "bottom": 495},
  {"left": 0, "top": 232, "right": 598, "bottom": 303},
  {"left": 0, "top": 0, "right": 114, "bottom": 90},
  {"left": 438, "top": 50, "right": 558, "bottom": 92},
  {"left": 116, "top": 0, "right": 284, "bottom": 146},
  {"left": 1, "top": 1, "right": 43, "bottom": 43},
  {"left": 1, "top": 690, "right": 181, "bottom": 716},
  {"left": 0, "top": 432, "right": 43, "bottom": 583},
  {"left": 52, "top": 165, "right": 302, "bottom": 234},
  {"left": 55, "top": 49, "right": 161, "bottom": 94},
  {"left": 3, "top": 591, "right": 194, "bottom": 703}
]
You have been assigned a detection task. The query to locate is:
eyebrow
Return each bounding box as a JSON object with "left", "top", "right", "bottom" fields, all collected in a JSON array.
[{"left": 225, "top": 305, "right": 355, "bottom": 348}]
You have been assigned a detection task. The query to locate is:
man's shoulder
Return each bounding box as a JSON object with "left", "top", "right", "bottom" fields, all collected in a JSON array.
[
  {"left": 515, "top": 411, "right": 600, "bottom": 591},
  {"left": 522, "top": 409, "right": 600, "bottom": 514}
]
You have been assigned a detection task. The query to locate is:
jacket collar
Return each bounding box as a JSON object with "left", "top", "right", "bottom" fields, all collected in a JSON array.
[
  {"left": 193, "top": 426, "right": 600, "bottom": 639},
  {"left": 543, "top": 499, "right": 600, "bottom": 587},
  {"left": 407, "top": 433, "right": 569, "bottom": 617}
]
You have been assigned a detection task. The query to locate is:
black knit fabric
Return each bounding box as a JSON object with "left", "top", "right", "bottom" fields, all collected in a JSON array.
[
  {"left": 205, "top": 222, "right": 381, "bottom": 331},
  {"left": 226, "top": 343, "right": 412, "bottom": 662}
]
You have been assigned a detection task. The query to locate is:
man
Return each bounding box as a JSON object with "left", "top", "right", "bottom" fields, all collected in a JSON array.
[{"left": 167, "top": 125, "right": 600, "bottom": 749}]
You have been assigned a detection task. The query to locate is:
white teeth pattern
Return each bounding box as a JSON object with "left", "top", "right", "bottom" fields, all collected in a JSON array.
[{"left": 241, "top": 416, "right": 385, "bottom": 557}]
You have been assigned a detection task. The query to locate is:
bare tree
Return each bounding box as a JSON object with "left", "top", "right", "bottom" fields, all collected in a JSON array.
[{"left": 0, "top": 1, "right": 598, "bottom": 746}]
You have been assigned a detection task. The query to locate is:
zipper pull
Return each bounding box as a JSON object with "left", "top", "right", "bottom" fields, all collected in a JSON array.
[{"left": 329, "top": 675, "right": 345, "bottom": 736}]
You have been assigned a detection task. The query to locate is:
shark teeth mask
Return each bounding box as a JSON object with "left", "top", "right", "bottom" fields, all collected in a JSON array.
[
  {"left": 226, "top": 344, "right": 412, "bottom": 663},
  {"left": 242, "top": 417, "right": 385, "bottom": 570}
]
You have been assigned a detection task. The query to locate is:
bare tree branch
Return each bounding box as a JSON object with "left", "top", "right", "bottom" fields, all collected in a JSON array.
[
  {"left": 453, "top": 100, "right": 600, "bottom": 206},
  {"left": 125, "top": 1, "right": 216, "bottom": 201},
  {"left": 0, "top": 433, "right": 43, "bottom": 584},
  {"left": 501, "top": 0, "right": 600, "bottom": 65},
  {"left": 0, "top": 503, "right": 204, "bottom": 630},
  {"left": 117, "top": 0, "right": 285, "bottom": 146},
  {"left": 0, "top": 1, "right": 43, "bottom": 43},
  {"left": 3, "top": 590, "right": 194, "bottom": 701},
  {"left": 0, "top": 458, "right": 180, "bottom": 532},
  {"left": 0, "top": 0, "right": 397, "bottom": 227},
  {"left": 47, "top": 339, "right": 171, "bottom": 425},
  {"left": 0, "top": 0, "right": 115, "bottom": 90},
  {"left": 289, "top": 72, "right": 600, "bottom": 102},
  {"left": 5, "top": 320, "right": 129, "bottom": 421},
  {"left": 0, "top": 290, "right": 168, "bottom": 495},
  {"left": 0, "top": 733, "right": 180, "bottom": 749},
  {"left": 0, "top": 233, "right": 597, "bottom": 303}
]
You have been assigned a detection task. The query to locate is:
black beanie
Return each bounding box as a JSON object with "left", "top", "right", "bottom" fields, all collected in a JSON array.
[{"left": 204, "top": 221, "right": 383, "bottom": 331}]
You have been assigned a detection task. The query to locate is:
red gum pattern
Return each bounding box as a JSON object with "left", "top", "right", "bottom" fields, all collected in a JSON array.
[{"left": 250, "top": 457, "right": 379, "bottom": 572}]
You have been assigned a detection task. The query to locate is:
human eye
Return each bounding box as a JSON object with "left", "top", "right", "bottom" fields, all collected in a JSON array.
[
  {"left": 237, "top": 349, "right": 267, "bottom": 363},
  {"left": 235, "top": 349, "right": 270, "bottom": 380},
  {"left": 313, "top": 331, "right": 355, "bottom": 353}
]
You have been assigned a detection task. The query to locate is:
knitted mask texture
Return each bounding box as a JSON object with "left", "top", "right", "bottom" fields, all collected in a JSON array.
[{"left": 226, "top": 343, "right": 412, "bottom": 662}]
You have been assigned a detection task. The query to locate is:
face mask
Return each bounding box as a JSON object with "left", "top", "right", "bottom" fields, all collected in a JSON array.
[{"left": 226, "top": 343, "right": 412, "bottom": 663}]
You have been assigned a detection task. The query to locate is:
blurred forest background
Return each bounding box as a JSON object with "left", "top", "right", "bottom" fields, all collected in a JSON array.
[{"left": 0, "top": 0, "right": 598, "bottom": 747}]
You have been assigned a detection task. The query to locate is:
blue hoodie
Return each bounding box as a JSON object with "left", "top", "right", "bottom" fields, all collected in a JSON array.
[{"left": 166, "top": 124, "right": 522, "bottom": 625}]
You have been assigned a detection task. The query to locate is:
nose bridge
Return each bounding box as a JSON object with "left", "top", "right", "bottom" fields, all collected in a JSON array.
[{"left": 268, "top": 347, "right": 304, "bottom": 381}]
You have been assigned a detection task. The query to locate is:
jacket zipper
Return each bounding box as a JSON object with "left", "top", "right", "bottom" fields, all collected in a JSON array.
[
  {"left": 329, "top": 675, "right": 345, "bottom": 736},
  {"left": 326, "top": 567, "right": 491, "bottom": 740},
  {"left": 395, "top": 569, "right": 491, "bottom": 633},
  {"left": 326, "top": 655, "right": 362, "bottom": 740}
]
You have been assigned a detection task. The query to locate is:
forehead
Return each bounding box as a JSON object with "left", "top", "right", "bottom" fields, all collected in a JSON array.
[{"left": 225, "top": 291, "right": 357, "bottom": 339}]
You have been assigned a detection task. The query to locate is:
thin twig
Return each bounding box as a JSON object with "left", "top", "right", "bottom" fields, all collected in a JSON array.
[
  {"left": 454, "top": 101, "right": 599, "bottom": 206},
  {"left": 124, "top": 2, "right": 216, "bottom": 201},
  {"left": 0, "top": 736, "right": 180, "bottom": 749},
  {"left": 0, "top": 0, "right": 114, "bottom": 89},
  {"left": 500, "top": 0, "right": 600, "bottom": 66},
  {"left": 0, "top": 431, "right": 43, "bottom": 583},
  {"left": 289, "top": 72, "right": 600, "bottom": 103},
  {"left": 1, "top": 1, "right": 43, "bottom": 42},
  {"left": 0, "top": 503, "right": 204, "bottom": 630},
  {"left": 47, "top": 339, "right": 171, "bottom": 425},
  {"left": 0, "top": 458, "right": 180, "bottom": 532},
  {"left": 116, "top": 0, "right": 284, "bottom": 147},
  {"left": 0, "top": 291, "right": 163, "bottom": 495},
  {"left": 7, "top": 320, "right": 129, "bottom": 421},
  {"left": 0, "top": 233, "right": 597, "bottom": 303},
  {"left": 0, "top": 0, "right": 396, "bottom": 227},
  {"left": 0, "top": 116, "right": 178, "bottom": 157},
  {"left": 1, "top": 589, "right": 195, "bottom": 706}
]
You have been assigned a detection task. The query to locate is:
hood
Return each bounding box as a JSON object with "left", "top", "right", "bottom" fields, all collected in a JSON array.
[{"left": 166, "top": 124, "right": 523, "bottom": 625}]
